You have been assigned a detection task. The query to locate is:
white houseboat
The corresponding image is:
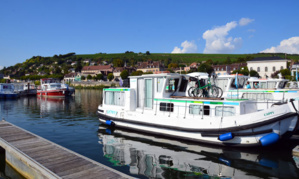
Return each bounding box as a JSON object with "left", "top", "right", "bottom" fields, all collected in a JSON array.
[
  {"left": 0, "top": 83, "right": 18, "bottom": 99},
  {"left": 98, "top": 73, "right": 299, "bottom": 147}
]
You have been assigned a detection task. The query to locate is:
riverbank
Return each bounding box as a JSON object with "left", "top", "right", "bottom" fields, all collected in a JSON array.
[{"left": 70, "top": 81, "right": 118, "bottom": 89}]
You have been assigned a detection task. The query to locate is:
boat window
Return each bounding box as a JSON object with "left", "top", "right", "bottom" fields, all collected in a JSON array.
[
  {"left": 189, "top": 105, "right": 210, "bottom": 115},
  {"left": 242, "top": 93, "right": 273, "bottom": 100},
  {"left": 105, "top": 91, "right": 125, "bottom": 106},
  {"left": 215, "top": 106, "right": 235, "bottom": 117},
  {"left": 189, "top": 105, "right": 202, "bottom": 115},
  {"left": 267, "top": 82, "right": 276, "bottom": 88},
  {"left": 203, "top": 106, "right": 210, "bottom": 115},
  {"left": 160, "top": 103, "right": 174, "bottom": 112},
  {"left": 230, "top": 78, "right": 245, "bottom": 88},
  {"left": 157, "top": 78, "right": 165, "bottom": 92},
  {"left": 278, "top": 81, "right": 287, "bottom": 89},
  {"left": 178, "top": 77, "right": 188, "bottom": 92},
  {"left": 259, "top": 82, "right": 267, "bottom": 88},
  {"left": 165, "top": 78, "right": 179, "bottom": 93}
]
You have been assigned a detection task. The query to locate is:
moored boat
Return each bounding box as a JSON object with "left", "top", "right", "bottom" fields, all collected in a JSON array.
[
  {"left": 37, "top": 78, "right": 69, "bottom": 97},
  {"left": 0, "top": 83, "right": 18, "bottom": 99},
  {"left": 97, "top": 73, "right": 299, "bottom": 147}
]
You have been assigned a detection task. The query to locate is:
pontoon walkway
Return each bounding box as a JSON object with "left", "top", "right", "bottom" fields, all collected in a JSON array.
[{"left": 0, "top": 120, "right": 131, "bottom": 179}]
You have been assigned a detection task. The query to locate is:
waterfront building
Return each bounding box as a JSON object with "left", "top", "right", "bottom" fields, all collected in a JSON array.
[
  {"left": 136, "top": 60, "right": 164, "bottom": 73},
  {"left": 247, "top": 57, "right": 288, "bottom": 78},
  {"left": 213, "top": 63, "right": 247, "bottom": 75}
]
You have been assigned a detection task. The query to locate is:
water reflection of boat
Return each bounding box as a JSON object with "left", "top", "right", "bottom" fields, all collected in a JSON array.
[
  {"left": 37, "top": 96, "right": 73, "bottom": 116},
  {"left": 98, "top": 126, "right": 299, "bottom": 179}
]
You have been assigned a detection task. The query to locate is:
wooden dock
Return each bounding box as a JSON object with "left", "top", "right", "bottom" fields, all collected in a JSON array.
[{"left": 0, "top": 120, "right": 131, "bottom": 179}]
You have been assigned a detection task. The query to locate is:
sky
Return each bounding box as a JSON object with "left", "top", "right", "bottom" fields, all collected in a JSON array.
[{"left": 1, "top": 0, "right": 299, "bottom": 69}]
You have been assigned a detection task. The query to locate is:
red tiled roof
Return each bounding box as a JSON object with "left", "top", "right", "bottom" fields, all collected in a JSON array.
[{"left": 82, "top": 65, "right": 112, "bottom": 71}]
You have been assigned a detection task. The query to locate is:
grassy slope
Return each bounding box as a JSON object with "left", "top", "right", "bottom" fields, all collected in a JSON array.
[{"left": 76, "top": 53, "right": 299, "bottom": 64}]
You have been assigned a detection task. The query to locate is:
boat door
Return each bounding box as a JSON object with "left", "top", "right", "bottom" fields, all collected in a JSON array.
[{"left": 144, "top": 78, "right": 153, "bottom": 109}]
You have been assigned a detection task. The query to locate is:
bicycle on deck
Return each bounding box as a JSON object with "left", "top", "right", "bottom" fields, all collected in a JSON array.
[{"left": 188, "top": 75, "right": 223, "bottom": 98}]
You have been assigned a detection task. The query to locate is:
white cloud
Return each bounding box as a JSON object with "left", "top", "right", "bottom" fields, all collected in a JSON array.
[
  {"left": 0, "top": 66, "right": 3, "bottom": 70},
  {"left": 171, "top": 40, "right": 198, "bottom": 53},
  {"left": 239, "top": 18, "right": 254, "bottom": 26},
  {"left": 261, "top": 37, "right": 299, "bottom": 54},
  {"left": 202, "top": 21, "right": 242, "bottom": 53}
]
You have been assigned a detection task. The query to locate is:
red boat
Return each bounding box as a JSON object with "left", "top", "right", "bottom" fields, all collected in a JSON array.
[{"left": 37, "top": 78, "right": 70, "bottom": 97}]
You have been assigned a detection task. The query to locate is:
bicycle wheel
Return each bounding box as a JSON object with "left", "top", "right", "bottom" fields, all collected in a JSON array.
[
  {"left": 208, "top": 86, "right": 218, "bottom": 98},
  {"left": 194, "top": 88, "right": 203, "bottom": 97},
  {"left": 216, "top": 86, "right": 223, "bottom": 98},
  {"left": 188, "top": 87, "right": 195, "bottom": 97}
]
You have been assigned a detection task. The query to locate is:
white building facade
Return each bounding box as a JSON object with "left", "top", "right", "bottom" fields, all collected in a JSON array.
[{"left": 247, "top": 57, "right": 288, "bottom": 78}]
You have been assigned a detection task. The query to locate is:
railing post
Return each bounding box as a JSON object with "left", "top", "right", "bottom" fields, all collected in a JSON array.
[
  {"left": 184, "top": 101, "right": 187, "bottom": 119},
  {"left": 221, "top": 103, "right": 224, "bottom": 120},
  {"left": 201, "top": 104, "right": 204, "bottom": 120}
]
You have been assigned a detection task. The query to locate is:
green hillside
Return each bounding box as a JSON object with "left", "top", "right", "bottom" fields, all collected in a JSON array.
[{"left": 1, "top": 52, "right": 298, "bottom": 81}]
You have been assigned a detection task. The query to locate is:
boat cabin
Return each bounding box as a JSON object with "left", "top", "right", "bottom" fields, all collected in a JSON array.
[{"left": 102, "top": 73, "right": 258, "bottom": 119}]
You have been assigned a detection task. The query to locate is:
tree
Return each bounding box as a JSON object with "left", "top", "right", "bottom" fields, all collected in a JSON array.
[
  {"left": 95, "top": 74, "right": 103, "bottom": 81},
  {"left": 120, "top": 70, "right": 129, "bottom": 79},
  {"left": 81, "top": 76, "right": 86, "bottom": 80},
  {"left": 113, "top": 59, "right": 124, "bottom": 67},
  {"left": 87, "top": 75, "right": 92, "bottom": 80},
  {"left": 131, "top": 70, "right": 143, "bottom": 76},
  {"left": 107, "top": 73, "right": 114, "bottom": 81},
  {"left": 224, "top": 57, "right": 232, "bottom": 64},
  {"left": 146, "top": 51, "right": 151, "bottom": 55},
  {"left": 249, "top": 70, "right": 259, "bottom": 77},
  {"left": 197, "top": 63, "right": 214, "bottom": 75}
]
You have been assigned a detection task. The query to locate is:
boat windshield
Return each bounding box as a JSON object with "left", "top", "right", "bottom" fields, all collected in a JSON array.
[{"left": 50, "top": 84, "right": 61, "bottom": 89}]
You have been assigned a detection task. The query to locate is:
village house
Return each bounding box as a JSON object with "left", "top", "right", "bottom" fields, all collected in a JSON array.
[
  {"left": 247, "top": 57, "right": 288, "bottom": 78},
  {"left": 83, "top": 59, "right": 91, "bottom": 64},
  {"left": 136, "top": 60, "right": 164, "bottom": 73},
  {"left": 113, "top": 67, "right": 136, "bottom": 80},
  {"left": 81, "top": 65, "right": 114, "bottom": 77},
  {"left": 184, "top": 62, "right": 200, "bottom": 72},
  {"left": 213, "top": 63, "right": 247, "bottom": 75},
  {"left": 71, "top": 62, "right": 77, "bottom": 66},
  {"left": 63, "top": 72, "right": 81, "bottom": 82}
]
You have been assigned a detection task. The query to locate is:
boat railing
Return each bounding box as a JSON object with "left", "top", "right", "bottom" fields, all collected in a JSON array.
[{"left": 138, "top": 97, "right": 288, "bottom": 120}]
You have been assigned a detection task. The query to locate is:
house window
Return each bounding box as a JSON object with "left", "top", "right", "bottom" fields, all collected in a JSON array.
[
  {"left": 265, "top": 67, "right": 268, "bottom": 72},
  {"left": 273, "top": 66, "right": 276, "bottom": 72},
  {"left": 160, "top": 103, "right": 174, "bottom": 112},
  {"left": 257, "top": 67, "right": 260, "bottom": 72},
  {"left": 250, "top": 67, "right": 253, "bottom": 71},
  {"left": 281, "top": 66, "right": 283, "bottom": 70}
]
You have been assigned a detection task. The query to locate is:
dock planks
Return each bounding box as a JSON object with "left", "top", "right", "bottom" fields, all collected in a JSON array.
[{"left": 0, "top": 120, "right": 131, "bottom": 179}]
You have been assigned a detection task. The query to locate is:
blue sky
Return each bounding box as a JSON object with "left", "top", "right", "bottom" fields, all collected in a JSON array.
[{"left": 1, "top": 0, "right": 299, "bottom": 69}]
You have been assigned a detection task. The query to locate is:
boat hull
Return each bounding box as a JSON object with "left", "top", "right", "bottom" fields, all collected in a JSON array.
[
  {"left": 37, "top": 89, "right": 68, "bottom": 97},
  {"left": 98, "top": 110, "right": 298, "bottom": 147}
]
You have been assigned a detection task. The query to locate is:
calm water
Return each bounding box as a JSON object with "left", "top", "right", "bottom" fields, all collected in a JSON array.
[{"left": 0, "top": 89, "right": 299, "bottom": 179}]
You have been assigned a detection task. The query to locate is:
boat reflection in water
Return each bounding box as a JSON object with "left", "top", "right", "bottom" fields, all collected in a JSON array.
[
  {"left": 98, "top": 126, "right": 299, "bottom": 179},
  {"left": 37, "top": 96, "right": 74, "bottom": 117}
]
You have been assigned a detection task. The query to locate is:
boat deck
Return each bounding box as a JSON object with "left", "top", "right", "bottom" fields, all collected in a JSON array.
[
  {"left": 0, "top": 120, "right": 130, "bottom": 179},
  {"left": 170, "top": 96, "right": 224, "bottom": 100}
]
